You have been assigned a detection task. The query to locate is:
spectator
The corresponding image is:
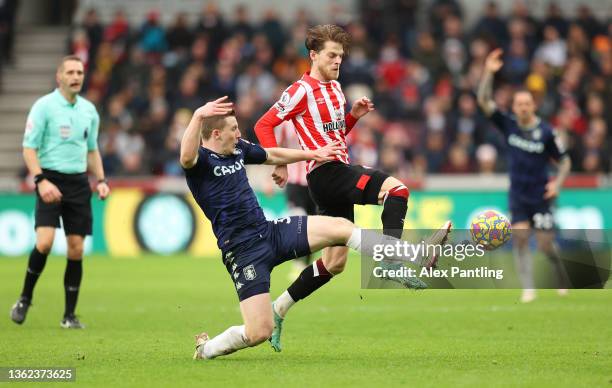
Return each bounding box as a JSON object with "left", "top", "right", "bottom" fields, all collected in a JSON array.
[
  {"left": 166, "top": 12, "right": 194, "bottom": 55},
  {"left": 138, "top": 10, "right": 167, "bottom": 60},
  {"left": 534, "top": 25, "right": 567, "bottom": 69},
  {"left": 80, "top": 8, "right": 103, "bottom": 70}
]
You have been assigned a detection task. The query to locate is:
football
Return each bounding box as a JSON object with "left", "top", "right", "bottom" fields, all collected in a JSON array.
[{"left": 470, "top": 210, "right": 512, "bottom": 250}]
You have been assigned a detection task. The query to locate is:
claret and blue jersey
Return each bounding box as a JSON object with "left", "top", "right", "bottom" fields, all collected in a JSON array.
[
  {"left": 184, "top": 139, "right": 269, "bottom": 251},
  {"left": 489, "top": 110, "right": 567, "bottom": 204}
]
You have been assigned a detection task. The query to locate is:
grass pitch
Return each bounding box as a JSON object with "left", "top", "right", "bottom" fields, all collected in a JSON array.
[{"left": 1, "top": 255, "right": 611, "bottom": 387}]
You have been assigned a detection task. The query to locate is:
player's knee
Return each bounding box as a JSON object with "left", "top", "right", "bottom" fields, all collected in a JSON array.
[
  {"left": 330, "top": 217, "right": 354, "bottom": 244},
  {"left": 246, "top": 322, "right": 274, "bottom": 345},
  {"left": 537, "top": 240, "right": 554, "bottom": 255},
  {"left": 36, "top": 240, "right": 53, "bottom": 255},
  {"left": 67, "top": 245, "right": 84, "bottom": 259}
]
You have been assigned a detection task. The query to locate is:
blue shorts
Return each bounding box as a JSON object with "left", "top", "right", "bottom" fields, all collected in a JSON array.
[
  {"left": 510, "top": 197, "right": 555, "bottom": 230},
  {"left": 222, "top": 216, "right": 311, "bottom": 301}
]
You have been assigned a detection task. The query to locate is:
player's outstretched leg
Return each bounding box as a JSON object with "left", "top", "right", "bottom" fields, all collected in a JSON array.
[
  {"left": 379, "top": 177, "right": 410, "bottom": 239},
  {"left": 269, "top": 216, "right": 452, "bottom": 352},
  {"left": 194, "top": 293, "right": 273, "bottom": 360}
]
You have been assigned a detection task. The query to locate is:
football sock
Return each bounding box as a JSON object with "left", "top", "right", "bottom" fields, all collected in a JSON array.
[
  {"left": 346, "top": 228, "right": 422, "bottom": 265},
  {"left": 513, "top": 244, "right": 534, "bottom": 290},
  {"left": 202, "top": 325, "right": 249, "bottom": 359},
  {"left": 285, "top": 259, "right": 332, "bottom": 310},
  {"left": 273, "top": 291, "right": 295, "bottom": 318},
  {"left": 381, "top": 185, "right": 409, "bottom": 239},
  {"left": 545, "top": 243, "right": 570, "bottom": 288},
  {"left": 20, "top": 247, "right": 48, "bottom": 302},
  {"left": 64, "top": 259, "right": 83, "bottom": 318}
]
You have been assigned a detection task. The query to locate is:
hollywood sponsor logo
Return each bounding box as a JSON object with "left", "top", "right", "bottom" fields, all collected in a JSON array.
[{"left": 322, "top": 119, "right": 346, "bottom": 133}]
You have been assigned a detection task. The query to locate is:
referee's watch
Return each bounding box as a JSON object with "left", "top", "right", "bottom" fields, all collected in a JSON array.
[
  {"left": 34, "top": 173, "right": 46, "bottom": 185},
  {"left": 97, "top": 178, "right": 108, "bottom": 184}
]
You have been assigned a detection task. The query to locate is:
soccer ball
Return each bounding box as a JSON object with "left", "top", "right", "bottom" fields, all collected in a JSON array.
[{"left": 470, "top": 210, "right": 512, "bottom": 250}]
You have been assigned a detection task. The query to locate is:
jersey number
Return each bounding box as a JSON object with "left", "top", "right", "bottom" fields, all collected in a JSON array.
[{"left": 533, "top": 213, "right": 554, "bottom": 230}]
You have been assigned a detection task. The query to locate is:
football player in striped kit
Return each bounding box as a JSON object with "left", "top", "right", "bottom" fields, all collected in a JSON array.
[{"left": 255, "top": 24, "right": 452, "bottom": 352}]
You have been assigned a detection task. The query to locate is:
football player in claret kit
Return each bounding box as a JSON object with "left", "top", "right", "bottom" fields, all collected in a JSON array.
[
  {"left": 477, "top": 49, "right": 572, "bottom": 303},
  {"left": 181, "top": 97, "right": 450, "bottom": 360},
  {"left": 254, "top": 24, "right": 451, "bottom": 352}
]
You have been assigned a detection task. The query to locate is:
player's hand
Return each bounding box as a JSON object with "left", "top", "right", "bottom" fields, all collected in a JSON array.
[
  {"left": 543, "top": 181, "right": 559, "bottom": 200},
  {"left": 312, "top": 141, "right": 344, "bottom": 162},
  {"left": 272, "top": 164, "right": 288, "bottom": 188},
  {"left": 196, "top": 96, "right": 234, "bottom": 119},
  {"left": 97, "top": 181, "right": 110, "bottom": 200},
  {"left": 484, "top": 49, "right": 504, "bottom": 74},
  {"left": 37, "top": 179, "right": 62, "bottom": 203},
  {"left": 350, "top": 96, "right": 375, "bottom": 119}
]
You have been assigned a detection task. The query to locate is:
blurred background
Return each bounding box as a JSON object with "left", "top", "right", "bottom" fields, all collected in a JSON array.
[{"left": 0, "top": 0, "right": 610, "bottom": 257}]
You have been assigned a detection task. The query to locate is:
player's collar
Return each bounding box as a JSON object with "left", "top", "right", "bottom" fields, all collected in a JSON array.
[
  {"left": 517, "top": 117, "right": 541, "bottom": 131},
  {"left": 303, "top": 71, "right": 332, "bottom": 85},
  {"left": 54, "top": 88, "right": 80, "bottom": 107}
]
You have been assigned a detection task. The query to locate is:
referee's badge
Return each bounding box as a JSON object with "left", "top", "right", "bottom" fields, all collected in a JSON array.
[{"left": 59, "top": 125, "right": 71, "bottom": 139}]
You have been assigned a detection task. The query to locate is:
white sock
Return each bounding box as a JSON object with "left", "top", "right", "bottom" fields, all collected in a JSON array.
[
  {"left": 346, "top": 227, "right": 362, "bottom": 251},
  {"left": 346, "top": 228, "right": 422, "bottom": 266},
  {"left": 203, "top": 325, "right": 248, "bottom": 359},
  {"left": 273, "top": 291, "right": 295, "bottom": 318}
]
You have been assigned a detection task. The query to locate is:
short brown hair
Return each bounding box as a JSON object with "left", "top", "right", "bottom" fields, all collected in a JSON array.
[
  {"left": 305, "top": 24, "right": 351, "bottom": 54},
  {"left": 201, "top": 109, "right": 236, "bottom": 140},
  {"left": 57, "top": 55, "right": 83, "bottom": 72},
  {"left": 512, "top": 88, "right": 534, "bottom": 104}
]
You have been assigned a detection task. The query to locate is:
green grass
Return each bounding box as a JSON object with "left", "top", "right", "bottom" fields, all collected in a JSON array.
[{"left": 1, "top": 255, "right": 611, "bottom": 387}]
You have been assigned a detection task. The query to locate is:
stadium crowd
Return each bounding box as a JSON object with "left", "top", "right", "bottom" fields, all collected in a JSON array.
[{"left": 68, "top": 1, "right": 611, "bottom": 179}]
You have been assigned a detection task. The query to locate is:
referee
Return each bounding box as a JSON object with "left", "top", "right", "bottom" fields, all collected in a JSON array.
[{"left": 10, "top": 55, "right": 109, "bottom": 328}]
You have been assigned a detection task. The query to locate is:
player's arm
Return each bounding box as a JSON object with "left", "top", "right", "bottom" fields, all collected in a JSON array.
[
  {"left": 345, "top": 96, "right": 374, "bottom": 135},
  {"left": 477, "top": 48, "right": 503, "bottom": 117},
  {"left": 87, "top": 150, "right": 109, "bottom": 200},
  {"left": 255, "top": 84, "right": 307, "bottom": 186},
  {"left": 180, "top": 96, "right": 234, "bottom": 169},
  {"left": 86, "top": 107, "right": 110, "bottom": 199},
  {"left": 23, "top": 147, "right": 62, "bottom": 203},
  {"left": 22, "top": 101, "right": 62, "bottom": 203},
  {"left": 263, "top": 142, "right": 343, "bottom": 166},
  {"left": 544, "top": 155, "right": 572, "bottom": 200}
]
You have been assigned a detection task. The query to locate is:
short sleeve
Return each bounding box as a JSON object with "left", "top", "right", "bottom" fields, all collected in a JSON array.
[
  {"left": 239, "top": 139, "right": 268, "bottom": 164},
  {"left": 488, "top": 109, "right": 512, "bottom": 136},
  {"left": 272, "top": 83, "right": 307, "bottom": 121},
  {"left": 183, "top": 147, "right": 208, "bottom": 177},
  {"left": 87, "top": 107, "right": 100, "bottom": 151},
  {"left": 22, "top": 99, "right": 47, "bottom": 149}
]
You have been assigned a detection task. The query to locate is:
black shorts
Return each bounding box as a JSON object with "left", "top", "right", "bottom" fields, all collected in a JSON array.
[
  {"left": 306, "top": 162, "right": 389, "bottom": 222},
  {"left": 35, "top": 169, "right": 93, "bottom": 236},
  {"left": 509, "top": 196, "right": 555, "bottom": 231},
  {"left": 286, "top": 183, "right": 317, "bottom": 216}
]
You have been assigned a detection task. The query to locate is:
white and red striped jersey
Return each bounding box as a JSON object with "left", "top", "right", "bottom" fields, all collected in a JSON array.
[
  {"left": 255, "top": 72, "right": 358, "bottom": 173},
  {"left": 275, "top": 121, "right": 309, "bottom": 186}
]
